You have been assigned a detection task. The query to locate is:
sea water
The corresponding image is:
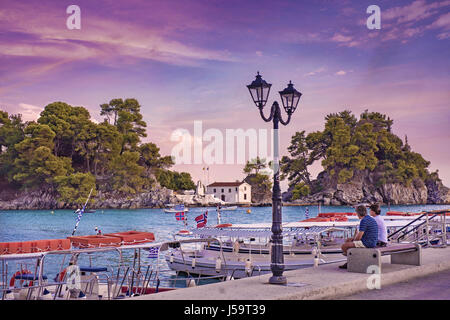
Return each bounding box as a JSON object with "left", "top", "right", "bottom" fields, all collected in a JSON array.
[{"left": 1, "top": 204, "right": 449, "bottom": 288}]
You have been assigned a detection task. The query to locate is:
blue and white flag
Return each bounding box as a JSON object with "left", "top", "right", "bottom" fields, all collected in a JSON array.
[
  {"left": 71, "top": 188, "right": 93, "bottom": 236},
  {"left": 76, "top": 209, "right": 84, "bottom": 222},
  {"left": 148, "top": 247, "right": 159, "bottom": 259}
]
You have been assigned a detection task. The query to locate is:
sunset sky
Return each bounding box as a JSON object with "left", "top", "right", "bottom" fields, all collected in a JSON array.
[{"left": 1, "top": 0, "right": 449, "bottom": 190}]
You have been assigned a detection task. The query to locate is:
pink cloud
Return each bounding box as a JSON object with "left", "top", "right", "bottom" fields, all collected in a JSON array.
[
  {"left": 381, "top": 0, "right": 450, "bottom": 42},
  {"left": 0, "top": 2, "right": 236, "bottom": 70},
  {"left": 304, "top": 66, "right": 327, "bottom": 77},
  {"left": 429, "top": 11, "right": 450, "bottom": 29},
  {"left": 327, "top": 1, "right": 450, "bottom": 47},
  {"left": 383, "top": 0, "right": 450, "bottom": 23}
]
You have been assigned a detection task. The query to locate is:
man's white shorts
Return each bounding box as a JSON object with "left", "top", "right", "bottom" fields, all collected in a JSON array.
[{"left": 353, "top": 240, "right": 366, "bottom": 248}]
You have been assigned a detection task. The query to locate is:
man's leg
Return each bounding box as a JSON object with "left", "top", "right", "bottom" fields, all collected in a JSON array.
[
  {"left": 339, "top": 241, "right": 357, "bottom": 269},
  {"left": 341, "top": 241, "right": 356, "bottom": 256}
]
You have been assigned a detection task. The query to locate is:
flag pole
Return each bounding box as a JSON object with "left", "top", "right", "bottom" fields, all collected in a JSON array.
[{"left": 71, "top": 188, "right": 94, "bottom": 236}]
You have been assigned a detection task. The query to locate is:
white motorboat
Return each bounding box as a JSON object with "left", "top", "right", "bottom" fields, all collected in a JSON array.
[
  {"left": 165, "top": 243, "right": 345, "bottom": 279},
  {"left": 165, "top": 226, "right": 349, "bottom": 279},
  {"left": 217, "top": 206, "right": 237, "bottom": 211},
  {"left": 164, "top": 204, "right": 189, "bottom": 213},
  {"left": 164, "top": 208, "right": 189, "bottom": 213},
  {"left": 194, "top": 225, "right": 349, "bottom": 255}
]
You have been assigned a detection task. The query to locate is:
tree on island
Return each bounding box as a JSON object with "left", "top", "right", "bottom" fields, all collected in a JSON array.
[
  {"left": 281, "top": 109, "right": 441, "bottom": 201},
  {"left": 0, "top": 99, "right": 195, "bottom": 206},
  {"left": 243, "top": 156, "right": 273, "bottom": 203}
]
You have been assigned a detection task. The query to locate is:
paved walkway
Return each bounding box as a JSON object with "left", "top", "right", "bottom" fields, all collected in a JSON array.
[
  {"left": 131, "top": 246, "right": 450, "bottom": 300},
  {"left": 338, "top": 269, "right": 450, "bottom": 300}
]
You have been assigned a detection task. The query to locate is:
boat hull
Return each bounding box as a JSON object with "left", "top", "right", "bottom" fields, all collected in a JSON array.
[
  {"left": 164, "top": 209, "right": 189, "bottom": 213},
  {"left": 165, "top": 250, "right": 345, "bottom": 279},
  {"left": 217, "top": 206, "right": 237, "bottom": 211},
  {"left": 205, "top": 243, "right": 343, "bottom": 255}
]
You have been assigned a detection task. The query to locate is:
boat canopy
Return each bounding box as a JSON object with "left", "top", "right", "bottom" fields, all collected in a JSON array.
[
  {"left": 228, "top": 219, "right": 425, "bottom": 230},
  {"left": 192, "top": 226, "right": 343, "bottom": 238}
]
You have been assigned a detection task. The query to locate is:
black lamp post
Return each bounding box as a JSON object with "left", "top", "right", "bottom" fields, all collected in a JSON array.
[{"left": 247, "top": 72, "right": 302, "bottom": 284}]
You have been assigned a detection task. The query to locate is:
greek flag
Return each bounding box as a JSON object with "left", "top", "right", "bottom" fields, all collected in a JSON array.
[
  {"left": 148, "top": 247, "right": 159, "bottom": 258},
  {"left": 71, "top": 188, "right": 93, "bottom": 236},
  {"left": 75, "top": 209, "right": 83, "bottom": 222}
]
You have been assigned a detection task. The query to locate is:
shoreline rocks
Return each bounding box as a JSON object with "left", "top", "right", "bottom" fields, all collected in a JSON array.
[
  {"left": 0, "top": 187, "right": 228, "bottom": 210},
  {"left": 282, "top": 169, "right": 450, "bottom": 206},
  {"left": 1, "top": 173, "right": 449, "bottom": 210}
]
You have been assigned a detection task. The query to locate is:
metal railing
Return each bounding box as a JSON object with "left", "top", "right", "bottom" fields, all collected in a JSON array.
[{"left": 388, "top": 210, "right": 448, "bottom": 247}]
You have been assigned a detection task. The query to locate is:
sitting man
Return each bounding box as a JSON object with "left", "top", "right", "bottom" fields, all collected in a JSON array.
[
  {"left": 339, "top": 205, "right": 378, "bottom": 269},
  {"left": 368, "top": 203, "right": 388, "bottom": 247}
]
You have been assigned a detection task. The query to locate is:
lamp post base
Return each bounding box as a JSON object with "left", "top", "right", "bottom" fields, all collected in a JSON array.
[{"left": 268, "top": 275, "right": 287, "bottom": 285}]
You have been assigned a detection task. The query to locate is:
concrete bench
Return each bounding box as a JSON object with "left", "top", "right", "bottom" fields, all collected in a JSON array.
[{"left": 347, "top": 243, "right": 422, "bottom": 273}]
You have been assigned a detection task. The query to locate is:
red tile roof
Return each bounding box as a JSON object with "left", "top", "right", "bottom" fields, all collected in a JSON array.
[{"left": 207, "top": 182, "right": 244, "bottom": 187}]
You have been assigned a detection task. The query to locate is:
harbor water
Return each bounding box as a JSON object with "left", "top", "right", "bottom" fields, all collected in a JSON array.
[{"left": 1, "top": 204, "right": 449, "bottom": 287}]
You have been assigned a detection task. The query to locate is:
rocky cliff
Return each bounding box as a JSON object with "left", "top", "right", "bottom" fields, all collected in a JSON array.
[
  {"left": 282, "top": 169, "right": 450, "bottom": 205},
  {"left": 243, "top": 174, "right": 272, "bottom": 205}
]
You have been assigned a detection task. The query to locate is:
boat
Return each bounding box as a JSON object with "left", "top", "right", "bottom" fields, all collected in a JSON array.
[
  {"left": 165, "top": 237, "right": 346, "bottom": 279},
  {"left": 0, "top": 239, "right": 71, "bottom": 255},
  {"left": 74, "top": 209, "right": 96, "bottom": 214},
  {"left": 0, "top": 234, "right": 229, "bottom": 300},
  {"left": 164, "top": 204, "right": 188, "bottom": 213},
  {"left": 164, "top": 208, "right": 189, "bottom": 213},
  {"left": 164, "top": 210, "right": 449, "bottom": 275},
  {"left": 164, "top": 223, "right": 353, "bottom": 279},
  {"left": 197, "top": 225, "right": 349, "bottom": 255},
  {"left": 216, "top": 206, "right": 237, "bottom": 211},
  {"left": 386, "top": 211, "right": 425, "bottom": 216},
  {"left": 176, "top": 230, "right": 193, "bottom": 236},
  {"left": 67, "top": 231, "right": 156, "bottom": 248}
]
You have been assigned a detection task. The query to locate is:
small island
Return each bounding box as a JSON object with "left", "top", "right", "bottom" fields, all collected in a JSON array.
[
  {"left": 0, "top": 99, "right": 199, "bottom": 210},
  {"left": 280, "top": 110, "right": 450, "bottom": 206}
]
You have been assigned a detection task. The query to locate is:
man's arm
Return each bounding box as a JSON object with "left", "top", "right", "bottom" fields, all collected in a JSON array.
[
  {"left": 354, "top": 231, "right": 364, "bottom": 241},
  {"left": 355, "top": 218, "right": 367, "bottom": 241}
]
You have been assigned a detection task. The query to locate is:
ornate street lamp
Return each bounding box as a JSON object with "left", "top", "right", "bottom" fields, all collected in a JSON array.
[{"left": 247, "top": 72, "right": 302, "bottom": 284}]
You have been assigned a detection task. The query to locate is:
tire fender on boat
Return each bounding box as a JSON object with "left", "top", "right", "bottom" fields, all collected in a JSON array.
[
  {"left": 56, "top": 267, "right": 68, "bottom": 282},
  {"left": 245, "top": 259, "right": 252, "bottom": 275},
  {"left": 233, "top": 240, "right": 240, "bottom": 254},
  {"left": 215, "top": 257, "right": 222, "bottom": 272},
  {"left": 9, "top": 269, "right": 33, "bottom": 288}
]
